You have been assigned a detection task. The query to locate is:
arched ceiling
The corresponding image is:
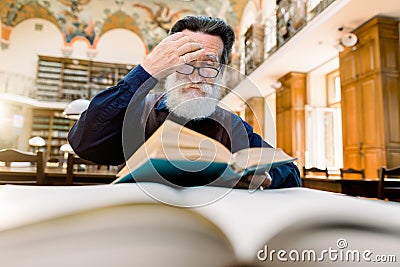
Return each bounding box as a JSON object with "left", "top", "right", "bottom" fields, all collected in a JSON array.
[{"left": 0, "top": 0, "right": 252, "bottom": 50}]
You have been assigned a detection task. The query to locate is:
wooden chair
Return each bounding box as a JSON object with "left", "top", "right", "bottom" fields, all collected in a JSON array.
[
  {"left": 66, "top": 153, "right": 115, "bottom": 185},
  {"left": 340, "top": 168, "right": 365, "bottom": 179},
  {"left": 0, "top": 148, "right": 46, "bottom": 185},
  {"left": 303, "top": 166, "right": 329, "bottom": 178},
  {"left": 377, "top": 166, "right": 400, "bottom": 200}
]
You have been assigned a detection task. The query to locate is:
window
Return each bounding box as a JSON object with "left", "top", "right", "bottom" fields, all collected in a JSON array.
[
  {"left": 326, "top": 70, "right": 341, "bottom": 107},
  {"left": 304, "top": 69, "right": 343, "bottom": 171}
]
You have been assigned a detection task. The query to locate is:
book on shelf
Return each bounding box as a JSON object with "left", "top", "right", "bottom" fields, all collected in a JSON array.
[
  {"left": 0, "top": 183, "right": 399, "bottom": 267},
  {"left": 114, "top": 120, "right": 296, "bottom": 187}
]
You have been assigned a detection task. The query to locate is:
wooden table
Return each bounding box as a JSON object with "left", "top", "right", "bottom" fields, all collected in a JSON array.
[
  {"left": 0, "top": 166, "right": 117, "bottom": 185},
  {"left": 302, "top": 176, "right": 400, "bottom": 198}
]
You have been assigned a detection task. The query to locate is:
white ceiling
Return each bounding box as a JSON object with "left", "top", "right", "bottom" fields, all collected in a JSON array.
[{"left": 221, "top": 0, "right": 400, "bottom": 110}]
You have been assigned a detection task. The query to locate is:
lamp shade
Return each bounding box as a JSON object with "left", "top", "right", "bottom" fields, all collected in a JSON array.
[
  {"left": 63, "top": 99, "right": 90, "bottom": 120},
  {"left": 340, "top": 33, "right": 358, "bottom": 47},
  {"left": 60, "top": 143, "right": 74, "bottom": 153},
  {"left": 28, "top": 136, "right": 46, "bottom": 147}
]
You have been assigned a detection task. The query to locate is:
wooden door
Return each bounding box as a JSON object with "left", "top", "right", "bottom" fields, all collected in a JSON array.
[{"left": 340, "top": 81, "right": 363, "bottom": 170}]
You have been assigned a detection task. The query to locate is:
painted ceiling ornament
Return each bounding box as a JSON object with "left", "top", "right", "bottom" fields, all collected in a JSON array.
[
  {"left": 57, "top": 0, "right": 91, "bottom": 16},
  {"left": 132, "top": 2, "right": 191, "bottom": 33},
  {"left": 57, "top": 0, "right": 96, "bottom": 46},
  {"left": 132, "top": 2, "right": 192, "bottom": 51},
  {"left": 0, "top": 2, "right": 21, "bottom": 49},
  {"left": 0, "top": 1, "right": 57, "bottom": 49}
]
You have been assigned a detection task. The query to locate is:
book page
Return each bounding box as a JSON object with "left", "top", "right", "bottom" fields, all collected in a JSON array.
[
  {"left": 1, "top": 184, "right": 400, "bottom": 266},
  {"left": 230, "top": 147, "right": 296, "bottom": 172},
  {"left": 118, "top": 120, "right": 232, "bottom": 178}
]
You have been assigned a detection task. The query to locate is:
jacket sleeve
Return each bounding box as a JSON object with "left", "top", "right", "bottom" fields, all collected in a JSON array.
[
  {"left": 240, "top": 118, "right": 302, "bottom": 188},
  {"left": 67, "top": 65, "right": 157, "bottom": 165}
]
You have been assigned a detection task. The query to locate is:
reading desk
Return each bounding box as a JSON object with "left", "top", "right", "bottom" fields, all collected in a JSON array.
[{"left": 0, "top": 165, "right": 117, "bottom": 185}]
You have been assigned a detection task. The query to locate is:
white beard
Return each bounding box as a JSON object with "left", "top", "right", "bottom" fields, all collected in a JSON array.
[{"left": 164, "top": 74, "right": 221, "bottom": 120}]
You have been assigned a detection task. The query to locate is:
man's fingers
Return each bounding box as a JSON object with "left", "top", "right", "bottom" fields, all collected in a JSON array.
[
  {"left": 246, "top": 173, "right": 272, "bottom": 189},
  {"left": 167, "top": 32, "right": 185, "bottom": 41},
  {"left": 181, "top": 48, "right": 205, "bottom": 64},
  {"left": 177, "top": 42, "right": 204, "bottom": 58},
  {"left": 173, "top": 34, "right": 192, "bottom": 46}
]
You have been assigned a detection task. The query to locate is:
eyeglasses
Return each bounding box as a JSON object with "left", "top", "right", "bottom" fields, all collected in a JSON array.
[{"left": 176, "top": 62, "right": 221, "bottom": 78}]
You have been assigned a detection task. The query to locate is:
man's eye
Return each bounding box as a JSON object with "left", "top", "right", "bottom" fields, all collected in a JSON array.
[{"left": 205, "top": 62, "right": 218, "bottom": 67}]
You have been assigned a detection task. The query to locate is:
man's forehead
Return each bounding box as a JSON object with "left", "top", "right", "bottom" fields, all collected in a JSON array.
[{"left": 181, "top": 29, "right": 223, "bottom": 59}]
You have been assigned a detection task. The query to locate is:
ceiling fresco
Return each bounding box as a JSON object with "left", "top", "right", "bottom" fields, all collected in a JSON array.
[{"left": 0, "top": 0, "right": 251, "bottom": 51}]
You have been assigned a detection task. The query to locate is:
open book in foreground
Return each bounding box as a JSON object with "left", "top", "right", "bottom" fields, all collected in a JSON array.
[
  {"left": 0, "top": 184, "right": 399, "bottom": 267},
  {"left": 115, "top": 120, "right": 296, "bottom": 186}
]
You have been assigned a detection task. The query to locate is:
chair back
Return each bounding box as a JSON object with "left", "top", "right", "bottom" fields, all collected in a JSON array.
[
  {"left": 0, "top": 148, "right": 46, "bottom": 185},
  {"left": 377, "top": 166, "right": 400, "bottom": 200},
  {"left": 303, "top": 166, "right": 329, "bottom": 178},
  {"left": 340, "top": 168, "right": 365, "bottom": 179},
  {"left": 66, "top": 153, "right": 115, "bottom": 185}
]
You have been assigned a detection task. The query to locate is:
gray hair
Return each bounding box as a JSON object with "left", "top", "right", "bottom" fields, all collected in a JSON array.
[{"left": 170, "top": 16, "right": 235, "bottom": 65}]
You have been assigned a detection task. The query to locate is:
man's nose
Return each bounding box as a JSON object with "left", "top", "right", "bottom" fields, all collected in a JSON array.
[{"left": 188, "top": 69, "right": 202, "bottom": 83}]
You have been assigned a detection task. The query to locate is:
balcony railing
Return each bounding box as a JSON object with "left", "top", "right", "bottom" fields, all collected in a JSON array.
[
  {"left": 244, "top": 0, "right": 337, "bottom": 75},
  {"left": 0, "top": 71, "right": 36, "bottom": 98},
  {"left": 272, "top": 0, "right": 337, "bottom": 52}
]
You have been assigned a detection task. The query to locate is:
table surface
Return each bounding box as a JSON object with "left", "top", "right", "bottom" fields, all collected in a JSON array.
[{"left": 0, "top": 165, "right": 118, "bottom": 185}]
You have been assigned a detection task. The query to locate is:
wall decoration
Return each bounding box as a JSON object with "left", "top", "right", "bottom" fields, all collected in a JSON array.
[
  {"left": 131, "top": 2, "right": 191, "bottom": 51},
  {"left": 56, "top": 0, "right": 95, "bottom": 45},
  {"left": 0, "top": 0, "right": 249, "bottom": 53},
  {"left": 0, "top": 1, "right": 58, "bottom": 48}
]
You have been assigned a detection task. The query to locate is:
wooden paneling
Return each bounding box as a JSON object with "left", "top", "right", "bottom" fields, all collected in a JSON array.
[
  {"left": 339, "top": 16, "right": 400, "bottom": 177},
  {"left": 358, "top": 40, "right": 377, "bottom": 76},
  {"left": 384, "top": 74, "right": 400, "bottom": 146},
  {"left": 359, "top": 76, "right": 384, "bottom": 147},
  {"left": 276, "top": 110, "right": 292, "bottom": 155},
  {"left": 276, "top": 72, "right": 306, "bottom": 167},
  {"left": 343, "top": 149, "right": 362, "bottom": 169},
  {"left": 364, "top": 148, "right": 385, "bottom": 178},
  {"left": 340, "top": 51, "right": 357, "bottom": 84},
  {"left": 341, "top": 83, "right": 361, "bottom": 148},
  {"left": 244, "top": 97, "right": 265, "bottom": 138},
  {"left": 381, "top": 38, "right": 399, "bottom": 71}
]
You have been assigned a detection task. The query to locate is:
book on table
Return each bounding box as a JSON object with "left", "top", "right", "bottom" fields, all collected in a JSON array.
[
  {"left": 114, "top": 119, "right": 296, "bottom": 186},
  {"left": 0, "top": 183, "right": 399, "bottom": 267}
]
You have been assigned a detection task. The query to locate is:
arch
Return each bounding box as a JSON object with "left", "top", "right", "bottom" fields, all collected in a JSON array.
[
  {"left": 228, "top": 0, "right": 251, "bottom": 27},
  {"left": 3, "top": 1, "right": 59, "bottom": 28},
  {"left": 99, "top": 11, "right": 143, "bottom": 41},
  {"left": 240, "top": 1, "right": 259, "bottom": 36},
  {"left": 0, "top": 18, "right": 64, "bottom": 76},
  {"left": 67, "top": 35, "right": 92, "bottom": 48},
  {"left": 95, "top": 28, "right": 146, "bottom": 64},
  {"left": 0, "top": 1, "right": 60, "bottom": 45}
]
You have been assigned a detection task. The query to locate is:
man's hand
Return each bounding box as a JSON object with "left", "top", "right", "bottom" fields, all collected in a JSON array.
[
  {"left": 235, "top": 171, "right": 272, "bottom": 190},
  {"left": 141, "top": 32, "right": 205, "bottom": 78}
]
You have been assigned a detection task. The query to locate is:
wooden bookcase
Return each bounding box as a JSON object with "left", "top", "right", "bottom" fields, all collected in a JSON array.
[
  {"left": 244, "top": 24, "right": 265, "bottom": 75},
  {"left": 339, "top": 16, "right": 400, "bottom": 178},
  {"left": 244, "top": 97, "right": 265, "bottom": 138},
  {"left": 275, "top": 72, "right": 306, "bottom": 168},
  {"left": 35, "top": 55, "right": 134, "bottom": 102},
  {"left": 31, "top": 109, "right": 73, "bottom": 160}
]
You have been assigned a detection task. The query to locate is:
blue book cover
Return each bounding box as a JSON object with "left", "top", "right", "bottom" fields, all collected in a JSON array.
[
  {"left": 113, "top": 120, "right": 296, "bottom": 187},
  {"left": 114, "top": 158, "right": 295, "bottom": 187}
]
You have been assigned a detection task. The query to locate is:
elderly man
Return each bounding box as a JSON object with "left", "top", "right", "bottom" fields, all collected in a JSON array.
[{"left": 68, "top": 16, "right": 301, "bottom": 189}]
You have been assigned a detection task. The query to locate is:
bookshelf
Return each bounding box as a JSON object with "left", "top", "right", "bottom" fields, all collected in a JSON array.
[
  {"left": 36, "top": 59, "right": 62, "bottom": 101},
  {"left": 31, "top": 109, "right": 73, "bottom": 160},
  {"left": 35, "top": 55, "right": 134, "bottom": 102}
]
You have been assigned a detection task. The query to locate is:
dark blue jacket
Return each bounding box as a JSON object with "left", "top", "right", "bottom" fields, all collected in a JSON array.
[{"left": 68, "top": 65, "right": 301, "bottom": 188}]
